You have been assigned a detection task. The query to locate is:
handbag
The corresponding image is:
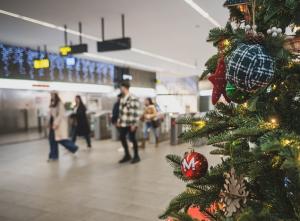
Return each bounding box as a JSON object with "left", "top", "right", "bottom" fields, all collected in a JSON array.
[{"left": 151, "top": 119, "right": 161, "bottom": 128}]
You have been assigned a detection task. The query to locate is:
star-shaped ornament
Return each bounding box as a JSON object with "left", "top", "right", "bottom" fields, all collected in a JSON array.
[{"left": 208, "top": 57, "right": 231, "bottom": 105}]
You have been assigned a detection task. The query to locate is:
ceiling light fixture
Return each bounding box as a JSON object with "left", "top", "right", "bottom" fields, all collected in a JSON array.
[
  {"left": 82, "top": 53, "right": 199, "bottom": 77},
  {"left": 83, "top": 52, "right": 164, "bottom": 72},
  {"left": 131, "top": 48, "right": 196, "bottom": 69},
  {"left": 182, "top": 0, "right": 221, "bottom": 27},
  {"left": 0, "top": 9, "right": 101, "bottom": 41},
  {"left": 0, "top": 9, "right": 196, "bottom": 69}
]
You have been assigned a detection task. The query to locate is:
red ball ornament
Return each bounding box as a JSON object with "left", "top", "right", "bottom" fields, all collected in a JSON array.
[
  {"left": 181, "top": 151, "right": 208, "bottom": 180},
  {"left": 166, "top": 203, "right": 219, "bottom": 221},
  {"left": 187, "top": 206, "right": 212, "bottom": 221}
]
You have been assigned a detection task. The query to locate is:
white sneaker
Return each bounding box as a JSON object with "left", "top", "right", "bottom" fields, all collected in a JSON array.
[
  {"left": 73, "top": 151, "right": 78, "bottom": 158},
  {"left": 117, "top": 147, "right": 124, "bottom": 153}
]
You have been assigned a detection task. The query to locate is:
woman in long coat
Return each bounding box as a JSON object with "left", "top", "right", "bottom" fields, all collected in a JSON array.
[
  {"left": 71, "top": 95, "right": 91, "bottom": 148},
  {"left": 48, "top": 92, "right": 78, "bottom": 161}
]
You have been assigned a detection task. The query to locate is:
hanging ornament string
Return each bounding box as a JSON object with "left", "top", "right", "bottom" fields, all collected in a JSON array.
[{"left": 252, "top": 0, "right": 256, "bottom": 28}]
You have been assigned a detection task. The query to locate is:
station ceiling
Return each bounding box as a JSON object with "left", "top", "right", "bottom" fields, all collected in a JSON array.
[{"left": 0, "top": 0, "right": 228, "bottom": 76}]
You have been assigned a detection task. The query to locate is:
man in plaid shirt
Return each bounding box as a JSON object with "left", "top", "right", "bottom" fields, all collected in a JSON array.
[{"left": 117, "top": 80, "right": 141, "bottom": 164}]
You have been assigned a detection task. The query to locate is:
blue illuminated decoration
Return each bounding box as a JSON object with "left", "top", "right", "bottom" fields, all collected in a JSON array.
[
  {"left": 0, "top": 42, "right": 114, "bottom": 85},
  {"left": 88, "top": 62, "right": 96, "bottom": 83},
  {"left": 66, "top": 57, "right": 76, "bottom": 66}
]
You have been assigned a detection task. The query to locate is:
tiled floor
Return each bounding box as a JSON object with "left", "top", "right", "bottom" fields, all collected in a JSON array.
[{"left": 0, "top": 138, "right": 221, "bottom": 221}]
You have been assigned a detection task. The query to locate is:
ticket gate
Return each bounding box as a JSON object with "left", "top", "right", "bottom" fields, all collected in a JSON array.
[{"left": 94, "top": 112, "right": 111, "bottom": 140}]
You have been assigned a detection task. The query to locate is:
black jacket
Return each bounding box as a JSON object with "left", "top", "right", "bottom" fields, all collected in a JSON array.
[
  {"left": 74, "top": 104, "right": 90, "bottom": 136},
  {"left": 111, "top": 101, "right": 120, "bottom": 124}
]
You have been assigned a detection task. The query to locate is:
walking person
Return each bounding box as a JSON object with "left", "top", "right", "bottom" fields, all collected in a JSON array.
[
  {"left": 111, "top": 93, "right": 122, "bottom": 141},
  {"left": 48, "top": 92, "right": 78, "bottom": 161},
  {"left": 71, "top": 95, "right": 92, "bottom": 148},
  {"left": 111, "top": 93, "right": 122, "bottom": 126},
  {"left": 141, "top": 98, "right": 159, "bottom": 148},
  {"left": 117, "top": 81, "right": 141, "bottom": 164}
]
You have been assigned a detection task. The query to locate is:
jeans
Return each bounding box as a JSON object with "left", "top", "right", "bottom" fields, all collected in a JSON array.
[
  {"left": 49, "top": 129, "right": 59, "bottom": 159},
  {"left": 119, "top": 127, "right": 139, "bottom": 158},
  {"left": 71, "top": 127, "right": 91, "bottom": 147},
  {"left": 49, "top": 129, "right": 78, "bottom": 159},
  {"left": 143, "top": 122, "right": 159, "bottom": 140}
]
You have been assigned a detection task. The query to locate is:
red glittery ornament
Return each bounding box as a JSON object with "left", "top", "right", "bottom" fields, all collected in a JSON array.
[
  {"left": 181, "top": 151, "right": 208, "bottom": 180},
  {"left": 208, "top": 57, "right": 231, "bottom": 105},
  {"left": 166, "top": 203, "right": 219, "bottom": 221}
]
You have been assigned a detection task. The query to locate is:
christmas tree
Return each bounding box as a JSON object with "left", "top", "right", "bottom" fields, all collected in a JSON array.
[{"left": 160, "top": 0, "right": 300, "bottom": 220}]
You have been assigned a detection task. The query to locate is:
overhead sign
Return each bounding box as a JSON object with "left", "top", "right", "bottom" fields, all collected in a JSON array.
[
  {"left": 59, "top": 44, "right": 88, "bottom": 56},
  {"left": 122, "top": 74, "right": 132, "bottom": 80},
  {"left": 60, "top": 46, "right": 71, "bottom": 56},
  {"left": 71, "top": 44, "right": 88, "bottom": 54},
  {"left": 97, "top": 37, "right": 131, "bottom": 52},
  {"left": 33, "top": 59, "right": 50, "bottom": 69}
]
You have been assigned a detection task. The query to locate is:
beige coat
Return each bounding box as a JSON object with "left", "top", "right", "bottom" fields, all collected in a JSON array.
[
  {"left": 50, "top": 102, "right": 69, "bottom": 141},
  {"left": 142, "top": 104, "right": 157, "bottom": 122}
]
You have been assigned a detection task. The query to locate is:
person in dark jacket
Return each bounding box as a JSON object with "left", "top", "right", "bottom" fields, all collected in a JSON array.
[
  {"left": 111, "top": 93, "right": 122, "bottom": 125},
  {"left": 71, "top": 95, "right": 91, "bottom": 148}
]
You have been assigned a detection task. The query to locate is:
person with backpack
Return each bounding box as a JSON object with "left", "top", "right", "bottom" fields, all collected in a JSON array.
[{"left": 111, "top": 93, "right": 122, "bottom": 126}]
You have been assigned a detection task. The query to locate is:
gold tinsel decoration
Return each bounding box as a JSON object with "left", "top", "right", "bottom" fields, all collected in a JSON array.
[{"left": 219, "top": 168, "right": 249, "bottom": 217}]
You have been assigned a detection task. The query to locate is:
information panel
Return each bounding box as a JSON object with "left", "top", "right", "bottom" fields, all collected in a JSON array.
[
  {"left": 0, "top": 43, "right": 114, "bottom": 85},
  {"left": 114, "top": 67, "right": 156, "bottom": 88}
]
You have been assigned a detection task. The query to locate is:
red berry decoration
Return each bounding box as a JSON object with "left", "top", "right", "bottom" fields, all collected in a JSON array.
[
  {"left": 208, "top": 57, "right": 231, "bottom": 105},
  {"left": 181, "top": 151, "right": 208, "bottom": 180}
]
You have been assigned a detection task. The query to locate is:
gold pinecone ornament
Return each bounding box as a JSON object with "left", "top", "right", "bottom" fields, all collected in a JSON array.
[{"left": 219, "top": 168, "right": 249, "bottom": 217}]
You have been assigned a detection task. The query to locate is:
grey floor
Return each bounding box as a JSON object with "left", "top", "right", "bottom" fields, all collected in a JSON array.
[
  {"left": 0, "top": 130, "right": 45, "bottom": 146},
  {"left": 0, "top": 138, "right": 221, "bottom": 221}
]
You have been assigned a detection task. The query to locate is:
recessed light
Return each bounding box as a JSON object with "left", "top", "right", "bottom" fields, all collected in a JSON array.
[{"left": 183, "top": 0, "right": 220, "bottom": 27}]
